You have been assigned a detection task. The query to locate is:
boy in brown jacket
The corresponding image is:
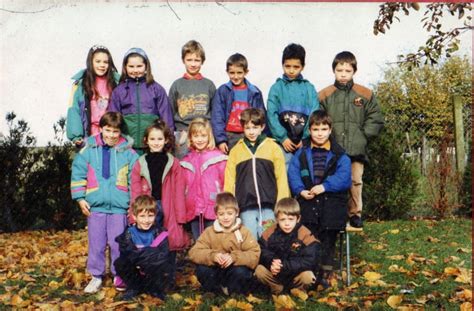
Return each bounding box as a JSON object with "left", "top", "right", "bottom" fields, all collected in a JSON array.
[{"left": 188, "top": 192, "right": 261, "bottom": 295}]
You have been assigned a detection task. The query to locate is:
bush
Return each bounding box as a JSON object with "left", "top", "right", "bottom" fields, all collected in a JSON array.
[{"left": 363, "top": 128, "right": 419, "bottom": 220}]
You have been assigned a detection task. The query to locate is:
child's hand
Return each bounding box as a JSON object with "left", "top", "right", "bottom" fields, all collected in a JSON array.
[
  {"left": 78, "top": 200, "right": 91, "bottom": 217},
  {"left": 300, "top": 190, "right": 315, "bottom": 200},
  {"left": 270, "top": 259, "right": 282, "bottom": 275},
  {"left": 218, "top": 142, "right": 229, "bottom": 154},
  {"left": 221, "top": 253, "right": 234, "bottom": 268},
  {"left": 310, "top": 185, "right": 325, "bottom": 196},
  {"left": 74, "top": 138, "right": 83, "bottom": 147},
  {"left": 282, "top": 139, "right": 296, "bottom": 152}
]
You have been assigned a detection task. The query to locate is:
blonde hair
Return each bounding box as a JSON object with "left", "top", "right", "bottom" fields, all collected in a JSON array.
[
  {"left": 274, "top": 198, "right": 301, "bottom": 217},
  {"left": 214, "top": 192, "right": 239, "bottom": 213},
  {"left": 187, "top": 117, "right": 216, "bottom": 150},
  {"left": 132, "top": 195, "right": 156, "bottom": 216}
]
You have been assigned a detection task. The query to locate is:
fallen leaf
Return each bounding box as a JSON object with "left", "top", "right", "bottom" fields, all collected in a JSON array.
[
  {"left": 48, "top": 280, "right": 60, "bottom": 289},
  {"left": 457, "top": 248, "right": 470, "bottom": 253},
  {"left": 387, "top": 295, "right": 403, "bottom": 308},
  {"left": 290, "top": 288, "right": 308, "bottom": 301},
  {"left": 171, "top": 293, "right": 183, "bottom": 301},
  {"left": 273, "top": 294, "right": 296, "bottom": 309},
  {"left": 246, "top": 294, "right": 264, "bottom": 304},
  {"left": 211, "top": 306, "right": 221, "bottom": 311},
  {"left": 363, "top": 271, "right": 382, "bottom": 281},
  {"left": 426, "top": 236, "right": 440, "bottom": 243},
  {"left": 387, "top": 255, "right": 405, "bottom": 260},
  {"left": 389, "top": 229, "right": 400, "bottom": 234},
  {"left": 444, "top": 267, "right": 460, "bottom": 276},
  {"left": 21, "top": 274, "right": 36, "bottom": 282},
  {"left": 460, "top": 302, "right": 472, "bottom": 311},
  {"left": 455, "top": 268, "right": 472, "bottom": 284},
  {"left": 429, "top": 278, "right": 440, "bottom": 284}
]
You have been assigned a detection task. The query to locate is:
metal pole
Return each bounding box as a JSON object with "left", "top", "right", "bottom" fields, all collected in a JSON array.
[{"left": 453, "top": 95, "right": 466, "bottom": 174}]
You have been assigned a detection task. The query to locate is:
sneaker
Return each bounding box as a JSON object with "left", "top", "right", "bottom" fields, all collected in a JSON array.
[
  {"left": 84, "top": 276, "right": 102, "bottom": 294},
  {"left": 221, "top": 286, "right": 229, "bottom": 296},
  {"left": 349, "top": 215, "right": 363, "bottom": 228},
  {"left": 123, "top": 289, "right": 139, "bottom": 300},
  {"left": 114, "top": 276, "right": 126, "bottom": 292}
]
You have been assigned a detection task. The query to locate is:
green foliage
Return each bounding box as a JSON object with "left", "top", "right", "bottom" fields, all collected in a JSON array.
[
  {"left": 363, "top": 128, "right": 419, "bottom": 220},
  {"left": 459, "top": 144, "right": 472, "bottom": 217},
  {"left": 375, "top": 55, "right": 472, "bottom": 142},
  {"left": 0, "top": 113, "right": 84, "bottom": 232}
]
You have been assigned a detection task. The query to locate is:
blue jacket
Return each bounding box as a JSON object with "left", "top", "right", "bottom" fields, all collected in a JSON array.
[
  {"left": 211, "top": 79, "right": 266, "bottom": 145},
  {"left": 66, "top": 69, "right": 120, "bottom": 143},
  {"left": 71, "top": 134, "right": 139, "bottom": 214},
  {"left": 267, "top": 75, "right": 319, "bottom": 144},
  {"left": 288, "top": 139, "right": 351, "bottom": 229}
]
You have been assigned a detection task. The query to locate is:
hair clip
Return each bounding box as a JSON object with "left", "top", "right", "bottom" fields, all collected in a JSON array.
[{"left": 91, "top": 45, "right": 108, "bottom": 51}]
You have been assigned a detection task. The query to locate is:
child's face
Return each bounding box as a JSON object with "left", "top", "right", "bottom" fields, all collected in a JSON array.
[
  {"left": 92, "top": 52, "right": 109, "bottom": 77},
  {"left": 147, "top": 128, "right": 167, "bottom": 153},
  {"left": 227, "top": 64, "right": 248, "bottom": 87},
  {"left": 276, "top": 213, "right": 300, "bottom": 234},
  {"left": 334, "top": 62, "right": 355, "bottom": 85},
  {"left": 183, "top": 53, "right": 203, "bottom": 76},
  {"left": 135, "top": 210, "right": 156, "bottom": 230},
  {"left": 126, "top": 56, "right": 146, "bottom": 79},
  {"left": 216, "top": 206, "right": 238, "bottom": 230},
  {"left": 191, "top": 130, "right": 209, "bottom": 152},
  {"left": 310, "top": 123, "right": 332, "bottom": 147},
  {"left": 283, "top": 59, "right": 304, "bottom": 80},
  {"left": 243, "top": 122, "right": 264, "bottom": 143},
  {"left": 100, "top": 125, "right": 121, "bottom": 147}
]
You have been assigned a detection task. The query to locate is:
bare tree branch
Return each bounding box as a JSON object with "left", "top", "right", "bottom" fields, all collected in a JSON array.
[
  {"left": 0, "top": 5, "right": 56, "bottom": 14},
  {"left": 166, "top": 0, "right": 181, "bottom": 21},
  {"left": 216, "top": 1, "right": 237, "bottom": 16}
]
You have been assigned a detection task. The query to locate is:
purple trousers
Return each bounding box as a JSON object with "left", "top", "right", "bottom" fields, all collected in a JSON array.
[{"left": 87, "top": 212, "right": 127, "bottom": 277}]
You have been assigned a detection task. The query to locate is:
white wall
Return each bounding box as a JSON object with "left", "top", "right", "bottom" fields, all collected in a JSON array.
[{"left": 0, "top": 1, "right": 471, "bottom": 145}]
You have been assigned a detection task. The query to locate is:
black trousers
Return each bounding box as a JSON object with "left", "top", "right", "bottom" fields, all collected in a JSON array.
[{"left": 195, "top": 265, "right": 254, "bottom": 294}]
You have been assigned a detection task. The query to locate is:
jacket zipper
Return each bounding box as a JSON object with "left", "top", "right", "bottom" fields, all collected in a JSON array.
[{"left": 136, "top": 80, "right": 141, "bottom": 147}]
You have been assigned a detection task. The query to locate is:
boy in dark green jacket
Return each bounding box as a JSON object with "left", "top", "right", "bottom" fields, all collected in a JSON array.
[{"left": 319, "top": 51, "right": 384, "bottom": 228}]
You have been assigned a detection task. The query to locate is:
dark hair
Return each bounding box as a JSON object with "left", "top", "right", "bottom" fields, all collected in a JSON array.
[
  {"left": 226, "top": 53, "right": 248, "bottom": 71},
  {"left": 99, "top": 111, "right": 125, "bottom": 130},
  {"left": 120, "top": 48, "right": 155, "bottom": 85},
  {"left": 240, "top": 108, "right": 266, "bottom": 127},
  {"left": 282, "top": 43, "right": 306, "bottom": 66},
  {"left": 182, "top": 40, "right": 206, "bottom": 62},
  {"left": 142, "top": 119, "right": 175, "bottom": 153},
  {"left": 215, "top": 192, "right": 239, "bottom": 213},
  {"left": 132, "top": 195, "right": 156, "bottom": 216},
  {"left": 308, "top": 110, "right": 333, "bottom": 128},
  {"left": 274, "top": 197, "right": 301, "bottom": 217},
  {"left": 82, "top": 45, "right": 118, "bottom": 104},
  {"left": 332, "top": 51, "right": 357, "bottom": 73}
]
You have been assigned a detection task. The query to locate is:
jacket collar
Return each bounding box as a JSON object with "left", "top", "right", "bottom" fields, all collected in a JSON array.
[
  {"left": 86, "top": 133, "right": 134, "bottom": 152},
  {"left": 213, "top": 217, "right": 242, "bottom": 233},
  {"left": 183, "top": 72, "right": 203, "bottom": 80},
  {"left": 334, "top": 79, "right": 354, "bottom": 91}
]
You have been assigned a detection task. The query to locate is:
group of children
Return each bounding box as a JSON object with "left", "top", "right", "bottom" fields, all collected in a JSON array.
[{"left": 68, "top": 40, "right": 384, "bottom": 299}]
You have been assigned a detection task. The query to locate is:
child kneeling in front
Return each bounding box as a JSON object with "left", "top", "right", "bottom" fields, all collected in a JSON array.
[
  {"left": 255, "top": 198, "right": 320, "bottom": 294},
  {"left": 188, "top": 192, "right": 261, "bottom": 295},
  {"left": 114, "top": 195, "right": 171, "bottom": 300}
]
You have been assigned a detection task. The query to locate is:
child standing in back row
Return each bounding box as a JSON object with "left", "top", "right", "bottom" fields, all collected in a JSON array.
[
  {"left": 109, "top": 47, "right": 174, "bottom": 154},
  {"left": 211, "top": 53, "right": 266, "bottom": 154},
  {"left": 67, "top": 45, "right": 120, "bottom": 148},
  {"left": 318, "top": 51, "right": 384, "bottom": 228},
  {"left": 180, "top": 118, "right": 227, "bottom": 240},
  {"left": 267, "top": 43, "right": 319, "bottom": 167},
  {"left": 169, "top": 40, "right": 216, "bottom": 159}
]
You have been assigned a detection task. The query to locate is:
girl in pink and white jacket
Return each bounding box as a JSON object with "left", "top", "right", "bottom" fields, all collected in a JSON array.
[{"left": 180, "top": 118, "right": 227, "bottom": 240}]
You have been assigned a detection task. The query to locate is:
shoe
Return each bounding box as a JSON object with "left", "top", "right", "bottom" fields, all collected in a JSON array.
[
  {"left": 221, "top": 286, "right": 229, "bottom": 296},
  {"left": 123, "top": 289, "right": 139, "bottom": 300},
  {"left": 114, "top": 276, "right": 126, "bottom": 292},
  {"left": 349, "top": 215, "right": 363, "bottom": 228},
  {"left": 84, "top": 276, "right": 102, "bottom": 294}
]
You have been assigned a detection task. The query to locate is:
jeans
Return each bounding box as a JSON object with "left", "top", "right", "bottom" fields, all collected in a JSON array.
[{"left": 240, "top": 207, "right": 275, "bottom": 239}]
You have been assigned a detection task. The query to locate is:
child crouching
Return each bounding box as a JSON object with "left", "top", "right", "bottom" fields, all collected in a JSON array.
[
  {"left": 188, "top": 192, "right": 261, "bottom": 295},
  {"left": 114, "top": 195, "right": 171, "bottom": 300},
  {"left": 255, "top": 198, "right": 320, "bottom": 294}
]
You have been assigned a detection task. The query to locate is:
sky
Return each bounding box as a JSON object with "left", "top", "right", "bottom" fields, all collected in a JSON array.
[{"left": 0, "top": 1, "right": 472, "bottom": 145}]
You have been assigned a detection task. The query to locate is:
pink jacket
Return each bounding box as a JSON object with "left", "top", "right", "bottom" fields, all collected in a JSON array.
[
  {"left": 131, "top": 153, "right": 190, "bottom": 251},
  {"left": 180, "top": 149, "right": 227, "bottom": 222}
]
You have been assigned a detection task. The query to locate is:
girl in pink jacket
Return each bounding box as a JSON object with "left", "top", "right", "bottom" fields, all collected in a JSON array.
[{"left": 180, "top": 118, "right": 227, "bottom": 240}]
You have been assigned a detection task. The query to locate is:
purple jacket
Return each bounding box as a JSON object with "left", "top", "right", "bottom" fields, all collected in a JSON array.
[{"left": 109, "top": 78, "right": 175, "bottom": 149}]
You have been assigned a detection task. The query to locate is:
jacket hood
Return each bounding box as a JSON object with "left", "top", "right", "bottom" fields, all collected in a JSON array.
[
  {"left": 302, "top": 137, "right": 345, "bottom": 156},
  {"left": 224, "top": 79, "right": 260, "bottom": 93},
  {"left": 85, "top": 133, "right": 135, "bottom": 152},
  {"left": 213, "top": 217, "right": 242, "bottom": 233},
  {"left": 277, "top": 74, "right": 307, "bottom": 84}
]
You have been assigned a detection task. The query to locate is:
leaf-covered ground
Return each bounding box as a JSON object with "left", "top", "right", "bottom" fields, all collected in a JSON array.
[{"left": 0, "top": 219, "right": 471, "bottom": 310}]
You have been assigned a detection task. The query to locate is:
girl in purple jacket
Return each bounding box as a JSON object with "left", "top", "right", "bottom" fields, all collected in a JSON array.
[
  {"left": 109, "top": 48, "right": 174, "bottom": 153},
  {"left": 180, "top": 118, "right": 227, "bottom": 240}
]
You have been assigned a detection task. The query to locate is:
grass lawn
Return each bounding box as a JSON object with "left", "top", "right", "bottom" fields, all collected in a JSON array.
[{"left": 0, "top": 218, "right": 471, "bottom": 310}]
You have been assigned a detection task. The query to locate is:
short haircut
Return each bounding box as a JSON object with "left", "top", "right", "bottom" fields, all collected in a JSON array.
[
  {"left": 282, "top": 43, "right": 306, "bottom": 67},
  {"left": 132, "top": 195, "right": 156, "bottom": 216},
  {"left": 182, "top": 40, "right": 206, "bottom": 62},
  {"left": 332, "top": 51, "right": 357, "bottom": 73},
  {"left": 187, "top": 117, "right": 216, "bottom": 150},
  {"left": 143, "top": 119, "right": 175, "bottom": 153},
  {"left": 215, "top": 192, "right": 239, "bottom": 213},
  {"left": 308, "top": 110, "right": 333, "bottom": 128},
  {"left": 226, "top": 53, "right": 248, "bottom": 71},
  {"left": 274, "top": 198, "right": 301, "bottom": 217},
  {"left": 99, "top": 111, "right": 125, "bottom": 130},
  {"left": 240, "top": 108, "right": 266, "bottom": 127}
]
